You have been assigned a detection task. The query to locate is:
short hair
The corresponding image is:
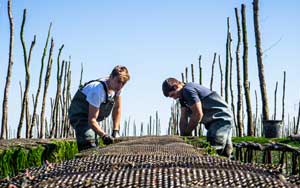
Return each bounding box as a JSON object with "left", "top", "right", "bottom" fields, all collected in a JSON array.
[
  {"left": 162, "top": 77, "right": 181, "bottom": 97},
  {"left": 110, "top": 65, "right": 130, "bottom": 83}
]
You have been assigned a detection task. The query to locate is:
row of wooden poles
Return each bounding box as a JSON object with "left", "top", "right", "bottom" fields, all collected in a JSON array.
[
  {"left": 0, "top": 0, "right": 163, "bottom": 139},
  {"left": 168, "top": 0, "right": 300, "bottom": 137},
  {"left": 101, "top": 111, "right": 161, "bottom": 137},
  {"left": 1, "top": 0, "right": 299, "bottom": 139},
  {"left": 0, "top": 0, "right": 82, "bottom": 139}
]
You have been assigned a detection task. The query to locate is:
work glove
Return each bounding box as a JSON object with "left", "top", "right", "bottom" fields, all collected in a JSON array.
[
  {"left": 102, "top": 134, "right": 114, "bottom": 145},
  {"left": 112, "top": 130, "right": 120, "bottom": 138}
]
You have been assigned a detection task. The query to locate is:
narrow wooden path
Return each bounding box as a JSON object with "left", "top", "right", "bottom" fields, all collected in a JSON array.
[{"left": 2, "top": 136, "right": 299, "bottom": 187}]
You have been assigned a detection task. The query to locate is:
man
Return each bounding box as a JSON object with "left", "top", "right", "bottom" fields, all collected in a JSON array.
[
  {"left": 68, "top": 65, "right": 130, "bottom": 151},
  {"left": 162, "top": 78, "right": 233, "bottom": 157}
]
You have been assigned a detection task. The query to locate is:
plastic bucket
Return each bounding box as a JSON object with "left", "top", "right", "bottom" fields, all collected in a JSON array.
[{"left": 263, "top": 120, "right": 282, "bottom": 138}]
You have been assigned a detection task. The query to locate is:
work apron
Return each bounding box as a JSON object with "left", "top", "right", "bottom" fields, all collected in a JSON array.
[{"left": 68, "top": 80, "right": 115, "bottom": 150}]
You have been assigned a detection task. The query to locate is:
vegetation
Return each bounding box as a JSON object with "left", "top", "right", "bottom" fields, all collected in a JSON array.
[
  {"left": 182, "top": 136, "right": 216, "bottom": 155},
  {"left": 0, "top": 140, "right": 78, "bottom": 178}
]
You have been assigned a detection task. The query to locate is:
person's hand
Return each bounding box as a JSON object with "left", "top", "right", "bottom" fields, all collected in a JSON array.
[{"left": 102, "top": 134, "right": 114, "bottom": 145}]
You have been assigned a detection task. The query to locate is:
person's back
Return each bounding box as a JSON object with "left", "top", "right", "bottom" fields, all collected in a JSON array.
[
  {"left": 162, "top": 78, "right": 233, "bottom": 157},
  {"left": 181, "top": 82, "right": 233, "bottom": 126}
]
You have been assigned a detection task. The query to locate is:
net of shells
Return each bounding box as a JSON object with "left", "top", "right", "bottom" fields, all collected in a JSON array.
[{"left": 1, "top": 136, "right": 299, "bottom": 187}]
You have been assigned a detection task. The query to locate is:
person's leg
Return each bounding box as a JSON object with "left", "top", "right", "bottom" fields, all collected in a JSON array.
[
  {"left": 222, "top": 128, "right": 233, "bottom": 158},
  {"left": 71, "top": 119, "right": 97, "bottom": 151},
  {"left": 76, "top": 141, "right": 97, "bottom": 151},
  {"left": 206, "top": 121, "right": 232, "bottom": 157},
  {"left": 201, "top": 93, "right": 233, "bottom": 157}
]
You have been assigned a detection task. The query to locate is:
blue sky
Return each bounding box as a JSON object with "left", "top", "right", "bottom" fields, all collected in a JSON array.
[{"left": 0, "top": 0, "right": 299, "bottom": 137}]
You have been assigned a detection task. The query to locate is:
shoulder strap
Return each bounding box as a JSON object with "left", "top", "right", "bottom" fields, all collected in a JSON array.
[
  {"left": 79, "top": 79, "right": 102, "bottom": 90},
  {"left": 99, "top": 81, "right": 109, "bottom": 102}
]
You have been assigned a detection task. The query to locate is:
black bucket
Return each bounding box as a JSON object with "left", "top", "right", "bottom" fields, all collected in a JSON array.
[{"left": 263, "top": 120, "right": 282, "bottom": 138}]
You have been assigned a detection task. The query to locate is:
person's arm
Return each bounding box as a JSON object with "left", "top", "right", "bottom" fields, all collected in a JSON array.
[
  {"left": 186, "top": 101, "right": 203, "bottom": 135},
  {"left": 112, "top": 95, "right": 122, "bottom": 130},
  {"left": 179, "top": 107, "right": 189, "bottom": 136},
  {"left": 88, "top": 104, "right": 106, "bottom": 137}
]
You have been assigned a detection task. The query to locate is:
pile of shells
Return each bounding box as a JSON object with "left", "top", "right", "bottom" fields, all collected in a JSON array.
[{"left": 1, "top": 136, "right": 299, "bottom": 187}]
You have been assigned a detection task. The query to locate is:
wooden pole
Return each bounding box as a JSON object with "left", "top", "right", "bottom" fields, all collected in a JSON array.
[
  {"left": 235, "top": 7, "right": 243, "bottom": 137},
  {"left": 225, "top": 17, "right": 230, "bottom": 103},
  {"left": 253, "top": 0, "right": 270, "bottom": 120},
  {"left": 1, "top": 0, "right": 14, "bottom": 139},
  {"left": 30, "top": 23, "right": 52, "bottom": 138},
  {"left": 210, "top": 53, "right": 217, "bottom": 91},
  {"left": 199, "top": 55, "right": 202, "bottom": 85},
  {"left": 274, "top": 81, "right": 278, "bottom": 120},
  {"left": 40, "top": 38, "right": 54, "bottom": 138},
  {"left": 242, "top": 4, "right": 254, "bottom": 136},
  {"left": 218, "top": 55, "right": 224, "bottom": 97}
]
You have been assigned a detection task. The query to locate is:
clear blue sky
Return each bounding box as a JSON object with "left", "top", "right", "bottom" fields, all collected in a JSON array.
[{"left": 0, "top": 0, "right": 299, "bottom": 137}]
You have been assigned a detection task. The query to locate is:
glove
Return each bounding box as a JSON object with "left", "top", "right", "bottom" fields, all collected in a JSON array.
[{"left": 102, "top": 134, "right": 114, "bottom": 145}]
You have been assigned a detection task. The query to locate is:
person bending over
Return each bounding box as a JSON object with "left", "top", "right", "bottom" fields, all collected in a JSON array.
[
  {"left": 69, "top": 65, "right": 130, "bottom": 151},
  {"left": 162, "top": 77, "right": 233, "bottom": 157}
]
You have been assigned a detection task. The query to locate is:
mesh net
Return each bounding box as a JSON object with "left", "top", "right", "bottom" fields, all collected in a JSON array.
[{"left": 1, "top": 136, "right": 299, "bottom": 187}]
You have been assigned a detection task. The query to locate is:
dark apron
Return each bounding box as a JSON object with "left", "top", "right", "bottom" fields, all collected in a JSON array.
[
  {"left": 68, "top": 80, "right": 115, "bottom": 150},
  {"left": 68, "top": 80, "right": 115, "bottom": 123}
]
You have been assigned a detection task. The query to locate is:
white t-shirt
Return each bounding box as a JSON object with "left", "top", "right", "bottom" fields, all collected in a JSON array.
[{"left": 81, "top": 78, "right": 121, "bottom": 108}]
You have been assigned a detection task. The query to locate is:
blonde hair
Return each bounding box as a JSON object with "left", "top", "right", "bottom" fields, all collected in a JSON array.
[{"left": 110, "top": 65, "right": 130, "bottom": 83}]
